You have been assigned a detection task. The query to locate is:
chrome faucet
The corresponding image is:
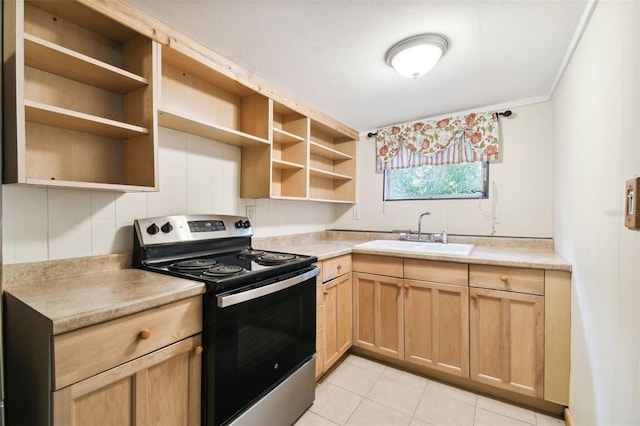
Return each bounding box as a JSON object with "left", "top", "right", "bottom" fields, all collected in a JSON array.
[{"left": 417, "top": 211, "right": 431, "bottom": 241}]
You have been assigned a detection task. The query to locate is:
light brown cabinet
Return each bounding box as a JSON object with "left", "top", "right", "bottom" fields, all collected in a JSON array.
[
  {"left": 353, "top": 256, "right": 470, "bottom": 376},
  {"left": 3, "top": 0, "right": 158, "bottom": 191},
  {"left": 351, "top": 254, "right": 570, "bottom": 407},
  {"left": 316, "top": 254, "right": 352, "bottom": 376},
  {"left": 469, "top": 264, "right": 545, "bottom": 399},
  {"left": 403, "top": 259, "right": 470, "bottom": 377},
  {"left": 324, "top": 272, "right": 353, "bottom": 369},
  {"left": 404, "top": 279, "right": 469, "bottom": 377},
  {"left": 469, "top": 287, "right": 544, "bottom": 399},
  {"left": 53, "top": 335, "right": 202, "bottom": 425},
  {"left": 353, "top": 272, "right": 404, "bottom": 359},
  {"left": 5, "top": 295, "right": 203, "bottom": 425}
]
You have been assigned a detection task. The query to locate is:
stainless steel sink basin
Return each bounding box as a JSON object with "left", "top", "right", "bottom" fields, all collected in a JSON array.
[{"left": 354, "top": 239, "right": 475, "bottom": 256}]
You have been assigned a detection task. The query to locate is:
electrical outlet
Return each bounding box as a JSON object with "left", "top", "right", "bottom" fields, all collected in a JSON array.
[
  {"left": 246, "top": 205, "right": 256, "bottom": 222},
  {"left": 353, "top": 205, "right": 360, "bottom": 220}
]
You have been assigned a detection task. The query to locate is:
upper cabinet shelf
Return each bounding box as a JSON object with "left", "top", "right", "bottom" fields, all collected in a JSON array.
[
  {"left": 24, "top": 34, "right": 149, "bottom": 94},
  {"left": 310, "top": 141, "right": 353, "bottom": 161},
  {"left": 26, "top": 100, "right": 149, "bottom": 139},
  {"left": 273, "top": 127, "right": 305, "bottom": 144},
  {"left": 158, "top": 108, "right": 268, "bottom": 147}
]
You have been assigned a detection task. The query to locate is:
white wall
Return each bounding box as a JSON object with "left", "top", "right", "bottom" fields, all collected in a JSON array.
[
  {"left": 552, "top": 1, "right": 640, "bottom": 424},
  {"left": 334, "top": 102, "right": 553, "bottom": 238},
  {"left": 2, "top": 127, "right": 334, "bottom": 264}
]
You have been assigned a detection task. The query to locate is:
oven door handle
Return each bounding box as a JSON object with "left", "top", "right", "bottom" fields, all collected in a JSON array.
[{"left": 217, "top": 267, "right": 320, "bottom": 308}]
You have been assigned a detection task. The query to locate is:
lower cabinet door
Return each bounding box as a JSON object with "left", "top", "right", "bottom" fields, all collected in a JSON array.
[
  {"left": 353, "top": 272, "right": 404, "bottom": 359},
  {"left": 53, "top": 335, "right": 202, "bottom": 426},
  {"left": 323, "top": 273, "right": 353, "bottom": 370},
  {"left": 404, "top": 279, "right": 469, "bottom": 377},
  {"left": 470, "top": 288, "right": 544, "bottom": 398}
]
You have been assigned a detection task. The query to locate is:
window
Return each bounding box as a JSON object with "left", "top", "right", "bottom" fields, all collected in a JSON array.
[{"left": 383, "top": 161, "right": 489, "bottom": 200}]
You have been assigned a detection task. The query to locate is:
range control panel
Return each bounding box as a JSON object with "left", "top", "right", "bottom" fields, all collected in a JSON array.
[{"left": 135, "top": 214, "right": 253, "bottom": 246}]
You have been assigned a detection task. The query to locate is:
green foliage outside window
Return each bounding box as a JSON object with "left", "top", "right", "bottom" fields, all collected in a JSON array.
[{"left": 384, "top": 162, "right": 488, "bottom": 200}]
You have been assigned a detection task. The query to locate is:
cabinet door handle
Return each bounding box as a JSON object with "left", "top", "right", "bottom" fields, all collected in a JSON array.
[
  {"left": 470, "top": 294, "right": 478, "bottom": 301},
  {"left": 194, "top": 345, "right": 203, "bottom": 356},
  {"left": 500, "top": 275, "right": 510, "bottom": 284},
  {"left": 139, "top": 328, "right": 152, "bottom": 340}
]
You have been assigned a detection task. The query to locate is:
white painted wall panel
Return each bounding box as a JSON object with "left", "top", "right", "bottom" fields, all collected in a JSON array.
[{"left": 552, "top": 1, "right": 640, "bottom": 424}]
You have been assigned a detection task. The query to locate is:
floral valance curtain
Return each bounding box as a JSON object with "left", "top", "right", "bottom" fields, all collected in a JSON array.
[{"left": 375, "top": 112, "right": 500, "bottom": 171}]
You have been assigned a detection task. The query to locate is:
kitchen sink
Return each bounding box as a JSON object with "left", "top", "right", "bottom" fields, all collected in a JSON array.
[{"left": 354, "top": 239, "right": 475, "bottom": 256}]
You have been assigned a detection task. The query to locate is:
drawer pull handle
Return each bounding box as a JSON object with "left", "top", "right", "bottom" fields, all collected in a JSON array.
[
  {"left": 139, "top": 328, "right": 152, "bottom": 340},
  {"left": 471, "top": 294, "right": 478, "bottom": 301},
  {"left": 194, "top": 345, "right": 204, "bottom": 356},
  {"left": 500, "top": 275, "right": 510, "bottom": 284}
]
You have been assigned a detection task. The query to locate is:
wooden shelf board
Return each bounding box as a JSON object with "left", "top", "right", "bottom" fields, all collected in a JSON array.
[
  {"left": 25, "top": 101, "right": 149, "bottom": 139},
  {"left": 273, "top": 127, "right": 304, "bottom": 144},
  {"left": 272, "top": 159, "right": 304, "bottom": 170},
  {"left": 23, "top": 179, "right": 157, "bottom": 192},
  {"left": 309, "top": 167, "right": 353, "bottom": 181},
  {"left": 158, "top": 108, "right": 269, "bottom": 147},
  {"left": 270, "top": 195, "right": 307, "bottom": 201},
  {"left": 24, "top": 34, "right": 148, "bottom": 94},
  {"left": 310, "top": 141, "right": 353, "bottom": 161},
  {"left": 307, "top": 197, "right": 355, "bottom": 204}
]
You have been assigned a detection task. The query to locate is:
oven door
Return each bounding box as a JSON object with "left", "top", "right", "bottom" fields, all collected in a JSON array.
[{"left": 204, "top": 266, "right": 319, "bottom": 426}]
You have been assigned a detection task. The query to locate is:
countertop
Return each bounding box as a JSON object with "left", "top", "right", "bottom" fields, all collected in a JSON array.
[
  {"left": 3, "top": 232, "right": 570, "bottom": 335},
  {"left": 4, "top": 262, "right": 205, "bottom": 335},
  {"left": 255, "top": 231, "right": 572, "bottom": 271}
]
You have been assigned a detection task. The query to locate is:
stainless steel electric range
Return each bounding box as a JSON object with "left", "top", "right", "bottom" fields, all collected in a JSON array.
[{"left": 132, "top": 214, "right": 319, "bottom": 426}]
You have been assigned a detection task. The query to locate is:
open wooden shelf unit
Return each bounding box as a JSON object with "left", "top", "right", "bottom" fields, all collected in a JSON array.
[
  {"left": 4, "top": 0, "right": 358, "bottom": 200},
  {"left": 3, "top": 0, "right": 158, "bottom": 191},
  {"left": 308, "top": 119, "right": 356, "bottom": 203},
  {"left": 158, "top": 46, "right": 270, "bottom": 148}
]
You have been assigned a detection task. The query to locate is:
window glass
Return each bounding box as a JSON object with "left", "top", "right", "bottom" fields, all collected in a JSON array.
[{"left": 384, "top": 162, "right": 489, "bottom": 200}]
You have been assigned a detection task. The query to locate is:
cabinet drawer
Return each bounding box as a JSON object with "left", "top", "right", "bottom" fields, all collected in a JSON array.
[
  {"left": 469, "top": 265, "right": 544, "bottom": 295},
  {"left": 352, "top": 254, "right": 403, "bottom": 277},
  {"left": 53, "top": 296, "right": 202, "bottom": 389},
  {"left": 322, "top": 254, "right": 352, "bottom": 282},
  {"left": 404, "top": 259, "right": 468, "bottom": 285}
]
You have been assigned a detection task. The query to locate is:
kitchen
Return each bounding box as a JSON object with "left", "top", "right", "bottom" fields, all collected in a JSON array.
[{"left": 1, "top": 0, "right": 639, "bottom": 426}]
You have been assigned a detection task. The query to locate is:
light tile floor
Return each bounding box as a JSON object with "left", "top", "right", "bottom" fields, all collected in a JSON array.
[{"left": 295, "top": 355, "right": 565, "bottom": 426}]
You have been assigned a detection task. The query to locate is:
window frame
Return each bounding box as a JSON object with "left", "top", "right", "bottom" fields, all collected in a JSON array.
[{"left": 382, "top": 161, "right": 490, "bottom": 201}]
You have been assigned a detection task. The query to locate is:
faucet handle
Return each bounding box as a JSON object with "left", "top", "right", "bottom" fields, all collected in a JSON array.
[{"left": 441, "top": 230, "right": 448, "bottom": 244}]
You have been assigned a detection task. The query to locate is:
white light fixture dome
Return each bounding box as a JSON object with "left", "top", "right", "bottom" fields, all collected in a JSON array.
[{"left": 385, "top": 34, "right": 449, "bottom": 79}]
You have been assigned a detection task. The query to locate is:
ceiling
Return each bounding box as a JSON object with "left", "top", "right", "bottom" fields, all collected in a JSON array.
[{"left": 127, "top": 0, "right": 589, "bottom": 132}]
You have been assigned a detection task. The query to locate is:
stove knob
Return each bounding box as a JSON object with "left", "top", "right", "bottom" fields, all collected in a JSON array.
[
  {"left": 161, "top": 222, "right": 173, "bottom": 233},
  {"left": 235, "top": 220, "right": 244, "bottom": 229},
  {"left": 146, "top": 223, "right": 160, "bottom": 235},
  {"left": 243, "top": 220, "right": 251, "bottom": 229}
]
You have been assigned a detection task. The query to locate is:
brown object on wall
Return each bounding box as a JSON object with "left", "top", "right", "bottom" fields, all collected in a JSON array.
[{"left": 625, "top": 177, "right": 640, "bottom": 230}]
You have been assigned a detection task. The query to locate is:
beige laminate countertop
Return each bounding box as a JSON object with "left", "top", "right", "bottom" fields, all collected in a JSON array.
[
  {"left": 256, "top": 235, "right": 571, "bottom": 271},
  {"left": 4, "top": 267, "right": 205, "bottom": 335}
]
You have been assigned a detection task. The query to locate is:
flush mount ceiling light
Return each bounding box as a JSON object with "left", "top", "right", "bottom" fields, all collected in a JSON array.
[{"left": 385, "top": 34, "right": 449, "bottom": 79}]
